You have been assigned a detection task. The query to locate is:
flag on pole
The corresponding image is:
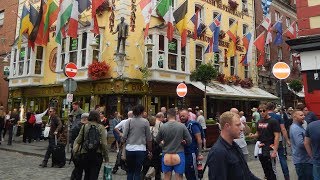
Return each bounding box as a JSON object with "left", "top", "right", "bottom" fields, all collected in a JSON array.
[
  {"left": 27, "top": 4, "right": 39, "bottom": 48},
  {"left": 18, "top": 5, "right": 32, "bottom": 49},
  {"left": 209, "top": 14, "right": 221, "bottom": 53},
  {"left": 67, "top": 0, "right": 79, "bottom": 38},
  {"left": 227, "top": 21, "right": 238, "bottom": 58},
  {"left": 261, "top": 14, "right": 272, "bottom": 45},
  {"left": 29, "top": 0, "right": 44, "bottom": 49},
  {"left": 34, "top": 1, "right": 47, "bottom": 45},
  {"left": 43, "top": 0, "right": 59, "bottom": 45},
  {"left": 205, "top": 37, "right": 213, "bottom": 54},
  {"left": 91, "top": 0, "right": 105, "bottom": 34},
  {"left": 157, "top": 0, "right": 174, "bottom": 41},
  {"left": 261, "top": 0, "right": 272, "bottom": 16},
  {"left": 254, "top": 31, "right": 266, "bottom": 66},
  {"left": 139, "top": 0, "right": 153, "bottom": 39},
  {"left": 241, "top": 31, "right": 254, "bottom": 65},
  {"left": 274, "top": 20, "right": 283, "bottom": 45},
  {"left": 191, "top": 10, "right": 206, "bottom": 39},
  {"left": 78, "top": 0, "right": 91, "bottom": 13},
  {"left": 173, "top": 0, "right": 188, "bottom": 47},
  {"left": 55, "top": 0, "right": 73, "bottom": 44},
  {"left": 284, "top": 21, "right": 297, "bottom": 39}
]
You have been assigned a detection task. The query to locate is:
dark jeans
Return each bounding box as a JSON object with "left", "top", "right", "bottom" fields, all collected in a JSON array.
[
  {"left": 80, "top": 153, "right": 103, "bottom": 180},
  {"left": 0, "top": 124, "right": 3, "bottom": 142},
  {"left": 258, "top": 155, "right": 277, "bottom": 180},
  {"left": 44, "top": 137, "right": 55, "bottom": 162},
  {"left": 126, "top": 150, "right": 146, "bottom": 180},
  {"left": 23, "top": 123, "right": 33, "bottom": 143},
  {"left": 295, "top": 163, "right": 313, "bottom": 180},
  {"left": 278, "top": 142, "right": 290, "bottom": 178},
  {"left": 7, "top": 124, "right": 13, "bottom": 145}
]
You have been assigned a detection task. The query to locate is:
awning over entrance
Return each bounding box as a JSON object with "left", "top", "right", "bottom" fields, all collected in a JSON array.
[{"left": 191, "top": 81, "right": 278, "bottom": 100}]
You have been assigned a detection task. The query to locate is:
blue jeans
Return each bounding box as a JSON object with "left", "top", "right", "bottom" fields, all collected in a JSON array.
[
  {"left": 126, "top": 150, "right": 146, "bottom": 180},
  {"left": 313, "top": 164, "right": 320, "bottom": 180},
  {"left": 278, "top": 142, "right": 290, "bottom": 178},
  {"left": 295, "top": 163, "right": 313, "bottom": 180}
]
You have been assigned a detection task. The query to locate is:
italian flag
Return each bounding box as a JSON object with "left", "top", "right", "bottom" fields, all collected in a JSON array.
[
  {"left": 157, "top": 0, "right": 174, "bottom": 41},
  {"left": 67, "top": 0, "right": 79, "bottom": 38},
  {"left": 55, "top": 0, "right": 73, "bottom": 44}
]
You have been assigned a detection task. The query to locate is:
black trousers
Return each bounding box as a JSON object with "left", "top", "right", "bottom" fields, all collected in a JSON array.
[
  {"left": 71, "top": 154, "right": 84, "bottom": 180},
  {"left": 44, "top": 137, "right": 55, "bottom": 162},
  {"left": 23, "top": 123, "right": 33, "bottom": 143},
  {"left": 0, "top": 123, "right": 4, "bottom": 142},
  {"left": 7, "top": 125, "right": 13, "bottom": 145},
  {"left": 259, "top": 155, "right": 277, "bottom": 180},
  {"left": 78, "top": 153, "right": 103, "bottom": 180},
  {"left": 34, "top": 124, "right": 42, "bottom": 140}
]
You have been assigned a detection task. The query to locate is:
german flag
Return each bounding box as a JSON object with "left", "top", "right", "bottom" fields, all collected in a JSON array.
[
  {"left": 173, "top": 0, "right": 188, "bottom": 47},
  {"left": 29, "top": 0, "right": 44, "bottom": 49}
]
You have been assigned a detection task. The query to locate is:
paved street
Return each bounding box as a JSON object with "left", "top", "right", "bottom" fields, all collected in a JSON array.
[{"left": 0, "top": 136, "right": 298, "bottom": 180}]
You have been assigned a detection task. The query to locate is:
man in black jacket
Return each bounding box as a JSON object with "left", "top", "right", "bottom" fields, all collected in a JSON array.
[
  {"left": 39, "top": 107, "right": 62, "bottom": 168},
  {"left": 206, "top": 111, "right": 259, "bottom": 180},
  {"left": 8, "top": 108, "right": 19, "bottom": 145}
]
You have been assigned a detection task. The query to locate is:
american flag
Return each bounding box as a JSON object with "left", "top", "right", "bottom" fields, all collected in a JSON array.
[{"left": 261, "top": 0, "right": 272, "bottom": 16}]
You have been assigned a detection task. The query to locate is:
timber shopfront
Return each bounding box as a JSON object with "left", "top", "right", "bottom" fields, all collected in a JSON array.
[{"left": 9, "top": 78, "right": 148, "bottom": 118}]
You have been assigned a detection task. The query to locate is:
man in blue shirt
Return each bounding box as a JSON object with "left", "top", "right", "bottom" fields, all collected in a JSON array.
[
  {"left": 296, "top": 103, "right": 318, "bottom": 124},
  {"left": 180, "top": 110, "right": 203, "bottom": 180},
  {"left": 290, "top": 110, "right": 313, "bottom": 180},
  {"left": 266, "top": 102, "right": 291, "bottom": 180},
  {"left": 304, "top": 118, "right": 320, "bottom": 179}
]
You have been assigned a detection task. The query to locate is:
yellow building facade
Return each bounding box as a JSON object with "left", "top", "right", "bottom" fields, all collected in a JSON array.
[{"left": 8, "top": 0, "right": 276, "bottom": 118}]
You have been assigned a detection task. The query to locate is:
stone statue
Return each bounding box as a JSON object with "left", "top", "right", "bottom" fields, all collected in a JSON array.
[{"left": 112, "top": 17, "right": 129, "bottom": 54}]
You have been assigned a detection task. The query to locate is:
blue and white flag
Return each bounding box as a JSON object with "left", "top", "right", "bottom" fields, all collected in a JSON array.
[
  {"left": 261, "top": 0, "right": 272, "bottom": 15},
  {"left": 209, "top": 14, "right": 221, "bottom": 53},
  {"left": 274, "top": 20, "right": 283, "bottom": 45}
]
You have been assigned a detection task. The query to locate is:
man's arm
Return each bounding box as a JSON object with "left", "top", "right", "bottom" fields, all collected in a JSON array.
[
  {"left": 304, "top": 137, "right": 313, "bottom": 158},
  {"left": 280, "top": 124, "right": 291, "bottom": 146},
  {"left": 55, "top": 117, "right": 63, "bottom": 134},
  {"left": 271, "top": 132, "right": 280, "bottom": 158}
]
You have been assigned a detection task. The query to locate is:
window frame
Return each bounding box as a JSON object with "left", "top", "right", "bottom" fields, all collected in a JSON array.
[
  {"left": 277, "top": 47, "right": 283, "bottom": 61},
  {"left": 275, "top": 11, "right": 280, "bottom": 21},
  {"left": 244, "top": 65, "right": 249, "bottom": 78},
  {"left": 0, "top": 10, "right": 4, "bottom": 26},
  {"left": 168, "top": 38, "right": 178, "bottom": 70},
  {"left": 243, "top": 24, "right": 249, "bottom": 35},
  {"left": 195, "top": 44, "right": 204, "bottom": 69},
  {"left": 286, "top": 17, "right": 291, "bottom": 27},
  {"left": 230, "top": 56, "right": 237, "bottom": 76}
]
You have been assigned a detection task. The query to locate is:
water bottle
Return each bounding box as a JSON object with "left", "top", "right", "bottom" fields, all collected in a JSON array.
[{"left": 197, "top": 161, "right": 204, "bottom": 179}]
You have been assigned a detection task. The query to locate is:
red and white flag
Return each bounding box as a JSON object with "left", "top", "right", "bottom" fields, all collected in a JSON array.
[
  {"left": 261, "top": 14, "right": 271, "bottom": 30},
  {"left": 91, "top": 0, "right": 105, "bottom": 34},
  {"left": 67, "top": 0, "right": 79, "bottom": 38},
  {"left": 139, "top": 0, "right": 154, "bottom": 39},
  {"left": 284, "top": 21, "right": 297, "bottom": 39},
  {"left": 254, "top": 31, "right": 266, "bottom": 66}
]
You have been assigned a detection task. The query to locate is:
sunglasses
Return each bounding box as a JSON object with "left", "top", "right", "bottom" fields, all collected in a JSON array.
[
  {"left": 258, "top": 109, "right": 266, "bottom": 113},
  {"left": 49, "top": 111, "right": 54, "bottom": 113}
]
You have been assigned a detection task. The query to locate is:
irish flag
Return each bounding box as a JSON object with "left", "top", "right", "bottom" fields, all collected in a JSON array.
[
  {"left": 67, "top": 0, "right": 79, "bottom": 38},
  {"left": 55, "top": 0, "right": 73, "bottom": 44},
  {"left": 139, "top": 0, "right": 153, "bottom": 39},
  {"left": 157, "top": 0, "right": 174, "bottom": 41}
]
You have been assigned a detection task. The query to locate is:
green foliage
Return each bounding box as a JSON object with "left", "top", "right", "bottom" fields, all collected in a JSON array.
[
  {"left": 289, "top": 79, "right": 303, "bottom": 93},
  {"left": 206, "top": 119, "right": 217, "bottom": 125},
  {"left": 190, "top": 63, "right": 218, "bottom": 85}
]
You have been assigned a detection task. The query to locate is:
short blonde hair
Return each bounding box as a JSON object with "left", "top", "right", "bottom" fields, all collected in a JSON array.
[{"left": 219, "top": 111, "right": 239, "bottom": 128}]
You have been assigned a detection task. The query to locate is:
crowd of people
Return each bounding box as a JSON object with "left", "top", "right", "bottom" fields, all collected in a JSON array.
[{"left": 0, "top": 100, "right": 319, "bottom": 180}]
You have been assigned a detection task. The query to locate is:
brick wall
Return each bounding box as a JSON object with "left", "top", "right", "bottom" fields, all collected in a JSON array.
[{"left": 296, "top": 0, "right": 320, "bottom": 36}]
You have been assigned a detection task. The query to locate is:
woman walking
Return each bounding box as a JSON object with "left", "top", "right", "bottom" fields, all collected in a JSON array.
[
  {"left": 0, "top": 106, "right": 6, "bottom": 145},
  {"left": 122, "top": 105, "right": 153, "bottom": 180}
]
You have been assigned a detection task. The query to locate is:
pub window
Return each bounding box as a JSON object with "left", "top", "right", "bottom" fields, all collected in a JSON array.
[
  {"left": 229, "top": 18, "right": 235, "bottom": 27},
  {"left": 286, "top": 17, "right": 291, "bottom": 27},
  {"left": 69, "top": 36, "right": 78, "bottom": 64},
  {"left": 147, "top": 35, "right": 153, "bottom": 68},
  {"left": 242, "top": 0, "right": 248, "bottom": 11},
  {"left": 275, "top": 11, "right": 280, "bottom": 21},
  {"left": 35, "top": 46, "right": 44, "bottom": 75},
  {"left": 195, "top": 5, "right": 203, "bottom": 20},
  {"left": 168, "top": 38, "right": 178, "bottom": 70},
  {"left": 213, "top": 11, "right": 219, "bottom": 19},
  {"left": 243, "top": 24, "right": 248, "bottom": 35},
  {"left": 244, "top": 65, "right": 249, "bottom": 78},
  {"left": 0, "top": 10, "right": 4, "bottom": 26},
  {"left": 195, "top": 45, "right": 204, "bottom": 69},
  {"left": 92, "top": 34, "right": 100, "bottom": 63},
  {"left": 181, "top": 46, "right": 186, "bottom": 71},
  {"left": 230, "top": 56, "right": 236, "bottom": 75},
  {"left": 81, "top": 32, "right": 88, "bottom": 66},
  {"left": 278, "top": 47, "right": 283, "bottom": 61},
  {"left": 26, "top": 47, "right": 31, "bottom": 75},
  {"left": 60, "top": 38, "right": 66, "bottom": 70},
  {"left": 158, "top": 35, "right": 165, "bottom": 68},
  {"left": 12, "top": 49, "right": 17, "bottom": 76},
  {"left": 18, "top": 47, "right": 26, "bottom": 76},
  {"left": 265, "top": 45, "right": 270, "bottom": 61},
  {"left": 213, "top": 52, "right": 220, "bottom": 71}
]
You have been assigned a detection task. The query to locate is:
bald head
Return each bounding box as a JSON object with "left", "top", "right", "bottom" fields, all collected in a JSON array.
[
  {"left": 230, "top": 108, "right": 239, "bottom": 114},
  {"left": 127, "top": 111, "right": 133, "bottom": 118}
]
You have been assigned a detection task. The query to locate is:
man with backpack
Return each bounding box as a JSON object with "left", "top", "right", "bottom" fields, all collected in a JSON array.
[{"left": 180, "top": 109, "right": 204, "bottom": 180}]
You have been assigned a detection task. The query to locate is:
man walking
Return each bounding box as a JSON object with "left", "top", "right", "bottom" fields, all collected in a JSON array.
[
  {"left": 290, "top": 110, "right": 313, "bottom": 180},
  {"left": 156, "top": 108, "right": 192, "bottom": 180},
  {"left": 206, "top": 111, "right": 259, "bottom": 180},
  {"left": 7, "top": 108, "right": 19, "bottom": 145},
  {"left": 39, "top": 107, "right": 62, "bottom": 168},
  {"left": 180, "top": 109, "right": 204, "bottom": 180},
  {"left": 249, "top": 103, "right": 280, "bottom": 180}
]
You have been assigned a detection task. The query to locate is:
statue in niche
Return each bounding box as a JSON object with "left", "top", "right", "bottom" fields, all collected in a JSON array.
[{"left": 112, "top": 17, "right": 129, "bottom": 54}]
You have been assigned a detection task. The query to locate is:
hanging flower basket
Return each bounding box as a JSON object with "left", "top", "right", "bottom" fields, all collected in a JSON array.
[
  {"left": 240, "top": 78, "right": 253, "bottom": 88},
  {"left": 219, "top": 30, "right": 226, "bottom": 39},
  {"left": 216, "top": 73, "right": 226, "bottom": 84},
  {"left": 88, "top": 61, "right": 110, "bottom": 80}
]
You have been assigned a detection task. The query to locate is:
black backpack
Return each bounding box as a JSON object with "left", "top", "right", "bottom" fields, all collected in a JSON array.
[{"left": 83, "top": 124, "right": 101, "bottom": 153}]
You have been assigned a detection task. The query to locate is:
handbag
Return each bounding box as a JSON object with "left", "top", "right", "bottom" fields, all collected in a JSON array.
[
  {"left": 44, "top": 126, "right": 50, "bottom": 138},
  {"left": 121, "top": 120, "right": 131, "bottom": 161}
]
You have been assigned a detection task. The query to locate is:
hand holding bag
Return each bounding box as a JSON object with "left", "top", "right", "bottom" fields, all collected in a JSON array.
[{"left": 44, "top": 126, "right": 50, "bottom": 138}]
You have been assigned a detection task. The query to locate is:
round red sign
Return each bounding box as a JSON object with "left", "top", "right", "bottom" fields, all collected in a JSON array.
[
  {"left": 64, "top": 63, "right": 78, "bottom": 78},
  {"left": 176, "top": 83, "right": 188, "bottom": 97}
]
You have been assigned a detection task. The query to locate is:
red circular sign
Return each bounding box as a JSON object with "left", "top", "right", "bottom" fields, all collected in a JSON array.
[
  {"left": 176, "top": 83, "right": 188, "bottom": 97},
  {"left": 64, "top": 63, "right": 78, "bottom": 78}
]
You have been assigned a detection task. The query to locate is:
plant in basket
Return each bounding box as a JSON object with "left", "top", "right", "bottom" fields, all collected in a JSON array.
[
  {"left": 240, "top": 78, "right": 253, "bottom": 88},
  {"left": 88, "top": 61, "right": 110, "bottom": 80},
  {"left": 216, "top": 73, "right": 226, "bottom": 84},
  {"left": 233, "top": 75, "right": 241, "bottom": 85}
]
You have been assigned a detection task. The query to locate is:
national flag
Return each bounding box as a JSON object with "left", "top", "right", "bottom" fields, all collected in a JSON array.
[
  {"left": 91, "top": 0, "right": 105, "bottom": 34},
  {"left": 205, "top": 36, "right": 213, "bottom": 54},
  {"left": 261, "top": 14, "right": 271, "bottom": 30},
  {"left": 241, "top": 31, "right": 254, "bottom": 65},
  {"left": 284, "top": 21, "right": 297, "bottom": 39},
  {"left": 265, "top": 29, "right": 272, "bottom": 45},
  {"left": 28, "top": 4, "right": 38, "bottom": 33},
  {"left": 261, "top": 0, "right": 272, "bottom": 16},
  {"left": 173, "top": 0, "right": 188, "bottom": 47},
  {"left": 227, "top": 21, "right": 238, "bottom": 58},
  {"left": 55, "top": 0, "right": 73, "bottom": 44},
  {"left": 78, "top": 0, "right": 91, "bottom": 13},
  {"left": 274, "top": 20, "right": 283, "bottom": 45},
  {"left": 43, "top": 0, "right": 59, "bottom": 45},
  {"left": 191, "top": 10, "right": 206, "bottom": 39},
  {"left": 209, "top": 14, "right": 221, "bottom": 53},
  {"left": 18, "top": 5, "right": 32, "bottom": 48},
  {"left": 139, "top": 0, "right": 154, "bottom": 39},
  {"left": 34, "top": 1, "right": 47, "bottom": 45},
  {"left": 254, "top": 31, "right": 266, "bottom": 66},
  {"left": 67, "top": 0, "right": 79, "bottom": 38},
  {"left": 29, "top": 0, "right": 44, "bottom": 49},
  {"left": 157, "top": 0, "right": 175, "bottom": 41}
]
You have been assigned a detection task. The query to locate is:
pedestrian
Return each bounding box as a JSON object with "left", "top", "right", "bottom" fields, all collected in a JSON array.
[
  {"left": 110, "top": 112, "right": 121, "bottom": 152},
  {"left": 249, "top": 103, "right": 281, "bottom": 180},
  {"left": 296, "top": 103, "right": 318, "bottom": 124},
  {"left": 180, "top": 109, "right": 204, "bottom": 180},
  {"left": 3, "top": 110, "right": 11, "bottom": 140},
  {"left": 251, "top": 107, "right": 260, "bottom": 128},
  {"left": 188, "top": 108, "right": 197, "bottom": 121},
  {"left": 122, "top": 104, "right": 153, "bottom": 180},
  {"left": 39, "top": 107, "right": 62, "bottom": 168},
  {"left": 206, "top": 111, "right": 259, "bottom": 180},
  {"left": 70, "top": 102, "right": 84, "bottom": 122},
  {"left": 161, "top": 107, "right": 167, "bottom": 121},
  {"left": 289, "top": 109, "right": 313, "bottom": 180},
  {"left": 100, "top": 112, "right": 109, "bottom": 134},
  {"left": 8, "top": 108, "right": 19, "bottom": 146},
  {"left": 34, "top": 109, "right": 48, "bottom": 141},
  {"left": 230, "top": 108, "right": 249, "bottom": 161},
  {"left": 23, "top": 111, "right": 35, "bottom": 143},
  {"left": 72, "top": 110, "right": 108, "bottom": 180},
  {"left": 266, "top": 102, "right": 291, "bottom": 180},
  {"left": 304, "top": 116, "right": 320, "bottom": 180},
  {"left": 196, "top": 110, "right": 207, "bottom": 149},
  {"left": 156, "top": 108, "right": 192, "bottom": 180},
  {"left": 0, "top": 106, "right": 6, "bottom": 145}
]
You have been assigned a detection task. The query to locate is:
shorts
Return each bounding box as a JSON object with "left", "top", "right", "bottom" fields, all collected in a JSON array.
[
  {"left": 113, "top": 130, "right": 121, "bottom": 142},
  {"left": 162, "top": 152, "right": 185, "bottom": 174}
]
